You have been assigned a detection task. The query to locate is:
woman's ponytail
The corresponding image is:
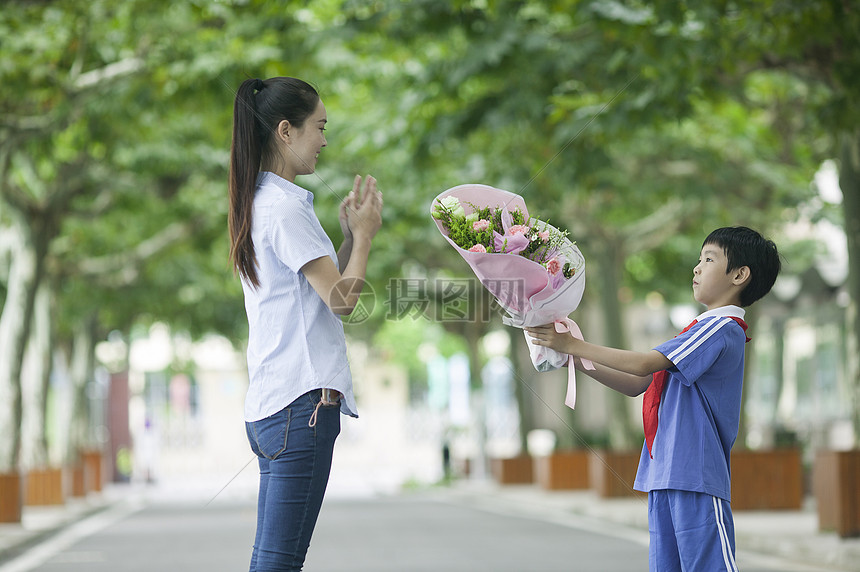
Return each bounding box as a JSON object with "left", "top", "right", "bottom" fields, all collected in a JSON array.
[{"left": 229, "top": 78, "right": 264, "bottom": 288}]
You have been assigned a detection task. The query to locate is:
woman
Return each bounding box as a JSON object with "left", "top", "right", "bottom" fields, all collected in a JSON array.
[{"left": 228, "top": 76, "right": 382, "bottom": 571}]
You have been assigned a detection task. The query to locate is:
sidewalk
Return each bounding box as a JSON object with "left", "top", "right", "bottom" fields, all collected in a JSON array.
[
  {"left": 447, "top": 481, "right": 860, "bottom": 572},
  {"left": 0, "top": 491, "right": 116, "bottom": 566}
]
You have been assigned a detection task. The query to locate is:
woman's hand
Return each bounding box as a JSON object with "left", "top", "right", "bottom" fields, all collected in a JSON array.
[
  {"left": 338, "top": 179, "right": 356, "bottom": 242},
  {"left": 347, "top": 175, "right": 382, "bottom": 241}
]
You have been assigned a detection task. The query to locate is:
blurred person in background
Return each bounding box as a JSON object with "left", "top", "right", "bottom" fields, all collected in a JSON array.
[{"left": 228, "top": 76, "right": 382, "bottom": 571}]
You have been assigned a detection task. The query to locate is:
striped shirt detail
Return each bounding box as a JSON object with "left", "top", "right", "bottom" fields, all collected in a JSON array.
[{"left": 666, "top": 317, "right": 733, "bottom": 365}]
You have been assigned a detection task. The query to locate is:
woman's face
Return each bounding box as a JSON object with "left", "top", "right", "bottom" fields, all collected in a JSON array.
[{"left": 285, "top": 98, "right": 327, "bottom": 179}]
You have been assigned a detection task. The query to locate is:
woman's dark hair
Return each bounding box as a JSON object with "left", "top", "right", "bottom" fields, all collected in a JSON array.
[
  {"left": 703, "top": 226, "right": 781, "bottom": 307},
  {"left": 228, "top": 77, "right": 320, "bottom": 287}
]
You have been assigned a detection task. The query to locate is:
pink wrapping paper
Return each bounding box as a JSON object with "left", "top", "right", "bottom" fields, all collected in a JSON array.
[{"left": 431, "top": 183, "right": 594, "bottom": 409}]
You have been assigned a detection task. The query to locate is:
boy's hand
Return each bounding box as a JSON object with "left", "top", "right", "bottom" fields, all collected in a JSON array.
[{"left": 525, "top": 323, "right": 580, "bottom": 355}]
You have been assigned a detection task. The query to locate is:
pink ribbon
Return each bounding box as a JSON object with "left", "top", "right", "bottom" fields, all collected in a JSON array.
[{"left": 553, "top": 318, "right": 594, "bottom": 410}]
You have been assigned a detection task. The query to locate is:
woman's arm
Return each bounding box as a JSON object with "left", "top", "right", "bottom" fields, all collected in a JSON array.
[
  {"left": 335, "top": 177, "right": 358, "bottom": 271},
  {"left": 302, "top": 176, "right": 382, "bottom": 315},
  {"left": 336, "top": 239, "right": 353, "bottom": 276}
]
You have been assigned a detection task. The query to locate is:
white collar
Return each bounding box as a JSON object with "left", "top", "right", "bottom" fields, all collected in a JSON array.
[
  {"left": 257, "top": 171, "right": 314, "bottom": 203},
  {"left": 696, "top": 305, "right": 745, "bottom": 321}
]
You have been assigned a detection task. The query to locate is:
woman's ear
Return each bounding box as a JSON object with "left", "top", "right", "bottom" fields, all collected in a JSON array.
[
  {"left": 732, "top": 265, "right": 751, "bottom": 287},
  {"left": 276, "top": 119, "right": 291, "bottom": 143}
]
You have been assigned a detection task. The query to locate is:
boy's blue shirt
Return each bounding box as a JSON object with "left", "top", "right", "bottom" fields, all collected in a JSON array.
[{"left": 633, "top": 305, "right": 747, "bottom": 501}]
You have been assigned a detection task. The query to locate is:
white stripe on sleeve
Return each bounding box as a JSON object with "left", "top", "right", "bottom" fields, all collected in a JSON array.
[{"left": 666, "top": 317, "right": 731, "bottom": 365}]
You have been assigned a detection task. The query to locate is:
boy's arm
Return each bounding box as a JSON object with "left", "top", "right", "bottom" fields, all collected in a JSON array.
[
  {"left": 525, "top": 324, "right": 673, "bottom": 378},
  {"left": 571, "top": 359, "right": 654, "bottom": 397}
]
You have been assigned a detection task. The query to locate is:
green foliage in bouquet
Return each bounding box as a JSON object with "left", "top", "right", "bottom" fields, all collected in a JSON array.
[{"left": 432, "top": 197, "right": 579, "bottom": 278}]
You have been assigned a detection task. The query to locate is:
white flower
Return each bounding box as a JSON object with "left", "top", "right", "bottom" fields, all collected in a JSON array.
[{"left": 437, "top": 196, "right": 465, "bottom": 218}]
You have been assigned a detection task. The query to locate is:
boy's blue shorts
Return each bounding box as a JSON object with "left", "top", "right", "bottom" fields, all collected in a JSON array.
[{"left": 648, "top": 489, "right": 738, "bottom": 572}]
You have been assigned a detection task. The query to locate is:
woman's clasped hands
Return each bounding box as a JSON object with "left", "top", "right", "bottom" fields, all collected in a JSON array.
[{"left": 340, "top": 174, "right": 383, "bottom": 243}]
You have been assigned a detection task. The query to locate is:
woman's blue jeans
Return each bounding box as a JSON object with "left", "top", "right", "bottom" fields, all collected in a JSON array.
[{"left": 245, "top": 390, "right": 341, "bottom": 571}]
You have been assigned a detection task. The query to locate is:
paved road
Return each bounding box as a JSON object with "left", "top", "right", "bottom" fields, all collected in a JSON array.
[
  {"left": 307, "top": 496, "right": 650, "bottom": 571},
  {"left": 1, "top": 492, "right": 837, "bottom": 572}
]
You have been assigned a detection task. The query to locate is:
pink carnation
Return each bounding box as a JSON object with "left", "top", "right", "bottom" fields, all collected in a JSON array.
[
  {"left": 546, "top": 257, "right": 562, "bottom": 275},
  {"left": 472, "top": 219, "right": 491, "bottom": 232},
  {"left": 469, "top": 244, "right": 487, "bottom": 253},
  {"left": 538, "top": 230, "right": 550, "bottom": 241},
  {"left": 508, "top": 224, "right": 530, "bottom": 236}
]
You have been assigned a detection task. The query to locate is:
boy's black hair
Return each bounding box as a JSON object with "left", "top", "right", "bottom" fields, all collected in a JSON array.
[{"left": 703, "top": 226, "right": 781, "bottom": 307}]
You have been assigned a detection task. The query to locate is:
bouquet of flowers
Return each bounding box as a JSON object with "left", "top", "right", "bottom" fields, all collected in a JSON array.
[{"left": 431, "top": 184, "right": 594, "bottom": 409}]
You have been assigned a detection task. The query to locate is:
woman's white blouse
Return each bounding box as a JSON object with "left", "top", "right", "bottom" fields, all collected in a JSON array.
[{"left": 241, "top": 172, "right": 357, "bottom": 422}]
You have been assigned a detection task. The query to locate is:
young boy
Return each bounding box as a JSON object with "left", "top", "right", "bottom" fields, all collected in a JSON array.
[{"left": 526, "top": 226, "right": 781, "bottom": 572}]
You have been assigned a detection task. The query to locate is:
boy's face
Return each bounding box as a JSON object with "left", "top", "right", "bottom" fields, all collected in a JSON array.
[{"left": 692, "top": 243, "right": 743, "bottom": 309}]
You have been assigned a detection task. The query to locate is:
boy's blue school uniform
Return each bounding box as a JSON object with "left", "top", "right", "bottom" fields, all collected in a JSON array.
[{"left": 634, "top": 305, "right": 747, "bottom": 572}]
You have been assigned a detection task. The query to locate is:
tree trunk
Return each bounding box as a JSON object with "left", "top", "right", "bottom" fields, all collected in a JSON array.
[
  {"left": 464, "top": 282, "right": 492, "bottom": 476},
  {"left": 66, "top": 316, "right": 98, "bottom": 465},
  {"left": 507, "top": 326, "right": 532, "bottom": 453},
  {"left": 0, "top": 224, "right": 42, "bottom": 472},
  {"left": 771, "top": 314, "right": 787, "bottom": 437},
  {"left": 593, "top": 238, "right": 638, "bottom": 450},
  {"left": 736, "top": 306, "right": 758, "bottom": 449},
  {"left": 20, "top": 283, "right": 54, "bottom": 469},
  {"left": 839, "top": 129, "right": 860, "bottom": 443}
]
